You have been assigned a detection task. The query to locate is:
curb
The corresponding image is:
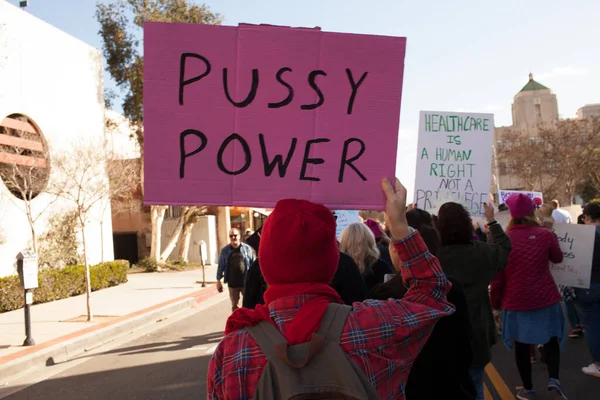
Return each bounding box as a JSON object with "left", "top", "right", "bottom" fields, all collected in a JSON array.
[{"left": 0, "top": 285, "right": 218, "bottom": 385}]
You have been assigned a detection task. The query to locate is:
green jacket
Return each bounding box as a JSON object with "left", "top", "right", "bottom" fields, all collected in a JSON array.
[{"left": 436, "top": 224, "right": 512, "bottom": 368}]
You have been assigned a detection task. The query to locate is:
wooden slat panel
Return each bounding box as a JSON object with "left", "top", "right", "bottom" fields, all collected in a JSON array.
[
  {"left": 0, "top": 152, "right": 47, "bottom": 168},
  {"left": 1, "top": 118, "right": 38, "bottom": 135},
  {"left": 0, "top": 134, "right": 43, "bottom": 152}
]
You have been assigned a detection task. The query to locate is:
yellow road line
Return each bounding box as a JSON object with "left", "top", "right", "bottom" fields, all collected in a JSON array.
[
  {"left": 486, "top": 363, "right": 516, "bottom": 399},
  {"left": 484, "top": 384, "right": 493, "bottom": 400}
]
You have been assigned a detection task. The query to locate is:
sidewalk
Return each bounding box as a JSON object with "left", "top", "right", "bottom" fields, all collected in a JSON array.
[{"left": 0, "top": 266, "right": 220, "bottom": 382}]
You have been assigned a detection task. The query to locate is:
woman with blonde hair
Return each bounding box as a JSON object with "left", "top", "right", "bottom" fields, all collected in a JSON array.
[{"left": 340, "top": 222, "right": 392, "bottom": 291}]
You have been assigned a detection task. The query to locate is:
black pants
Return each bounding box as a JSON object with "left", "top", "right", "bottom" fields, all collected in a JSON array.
[{"left": 514, "top": 338, "right": 560, "bottom": 390}]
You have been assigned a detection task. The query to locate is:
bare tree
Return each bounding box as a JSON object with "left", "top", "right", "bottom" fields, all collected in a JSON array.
[
  {"left": 496, "top": 129, "right": 548, "bottom": 192},
  {"left": 96, "top": 0, "right": 222, "bottom": 261},
  {"left": 498, "top": 118, "right": 600, "bottom": 204},
  {"left": 159, "top": 206, "right": 206, "bottom": 262},
  {"left": 0, "top": 117, "right": 57, "bottom": 252},
  {"left": 50, "top": 140, "right": 136, "bottom": 321}
]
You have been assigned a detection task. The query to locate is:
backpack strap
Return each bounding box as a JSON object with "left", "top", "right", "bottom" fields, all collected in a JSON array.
[
  {"left": 247, "top": 322, "right": 326, "bottom": 369},
  {"left": 316, "top": 303, "right": 353, "bottom": 342},
  {"left": 246, "top": 321, "right": 287, "bottom": 360}
]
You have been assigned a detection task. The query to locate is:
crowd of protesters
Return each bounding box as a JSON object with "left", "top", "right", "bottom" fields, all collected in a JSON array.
[{"left": 210, "top": 182, "right": 599, "bottom": 400}]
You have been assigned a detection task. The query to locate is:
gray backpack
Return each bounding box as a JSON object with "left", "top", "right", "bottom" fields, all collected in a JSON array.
[{"left": 246, "top": 303, "right": 381, "bottom": 400}]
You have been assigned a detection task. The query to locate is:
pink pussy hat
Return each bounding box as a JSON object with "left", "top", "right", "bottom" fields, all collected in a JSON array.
[
  {"left": 506, "top": 193, "right": 534, "bottom": 219},
  {"left": 364, "top": 218, "right": 382, "bottom": 239}
]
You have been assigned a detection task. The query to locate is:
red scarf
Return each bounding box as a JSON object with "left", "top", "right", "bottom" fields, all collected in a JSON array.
[{"left": 224, "top": 283, "right": 342, "bottom": 345}]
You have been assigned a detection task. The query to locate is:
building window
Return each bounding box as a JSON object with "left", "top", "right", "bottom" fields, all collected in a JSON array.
[
  {"left": 535, "top": 104, "right": 542, "bottom": 118},
  {"left": 0, "top": 114, "right": 50, "bottom": 200}
]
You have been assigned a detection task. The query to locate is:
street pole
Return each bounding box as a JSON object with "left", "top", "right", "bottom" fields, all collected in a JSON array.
[
  {"left": 199, "top": 242, "right": 206, "bottom": 287},
  {"left": 23, "top": 289, "right": 35, "bottom": 346}
]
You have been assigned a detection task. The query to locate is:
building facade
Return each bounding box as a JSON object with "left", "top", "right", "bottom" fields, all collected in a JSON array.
[
  {"left": 493, "top": 74, "right": 560, "bottom": 192},
  {"left": 577, "top": 104, "right": 600, "bottom": 119},
  {"left": 0, "top": 1, "right": 113, "bottom": 276}
]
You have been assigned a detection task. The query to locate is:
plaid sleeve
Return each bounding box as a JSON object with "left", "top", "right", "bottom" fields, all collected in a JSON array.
[
  {"left": 207, "top": 343, "right": 224, "bottom": 399},
  {"left": 343, "top": 230, "right": 454, "bottom": 380}
]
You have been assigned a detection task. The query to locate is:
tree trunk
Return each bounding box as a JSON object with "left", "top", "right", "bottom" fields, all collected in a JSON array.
[
  {"left": 80, "top": 215, "right": 93, "bottom": 322},
  {"left": 177, "top": 221, "right": 194, "bottom": 262},
  {"left": 25, "top": 202, "right": 37, "bottom": 252},
  {"left": 159, "top": 207, "right": 189, "bottom": 261},
  {"left": 100, "top": 220, "right": 104, "bottom": 263},
  {"left": 150, "top": 205, "right": 166, "bottom": 261}
]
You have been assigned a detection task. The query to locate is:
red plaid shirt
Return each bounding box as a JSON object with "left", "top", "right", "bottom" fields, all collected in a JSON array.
[{"left": 207, "top": 230, "right": 454, "bottom": 400}]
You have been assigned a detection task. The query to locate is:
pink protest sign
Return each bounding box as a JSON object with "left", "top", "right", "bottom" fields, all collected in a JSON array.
[{"left": 143, "top": 22, "right": 406, "bottom": 210}]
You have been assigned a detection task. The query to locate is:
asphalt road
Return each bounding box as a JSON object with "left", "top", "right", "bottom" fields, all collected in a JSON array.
[
  {"left": 3, "top": 297, "right": 231, "bottom": 400},
  {"left": 3, "top": 295, "right": 600, "bottom": 400},
  {"left": 491, "top": 332, "right": 600, "bottom": 399}
]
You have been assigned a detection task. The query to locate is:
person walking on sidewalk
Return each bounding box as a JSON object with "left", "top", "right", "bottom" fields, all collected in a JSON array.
[
  {"left": 491, "top": 193, "right": 567, "bottom": 400},
  {"left": 574, "top": 202, "right": 600, "bottom": 378},
  {"left": 435, "top": 200, "right": 512, "bottom": 400},
  {"left": 216, "top": 229, "right": 256, "bottom": 312},
  {"left": 207, "top": 178, "right": 455, "bottom": 400}
]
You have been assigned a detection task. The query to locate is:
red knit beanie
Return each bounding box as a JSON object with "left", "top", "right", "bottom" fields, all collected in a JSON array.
[{"left": 259, "top": 199, "right": 339, "bottom": 285}]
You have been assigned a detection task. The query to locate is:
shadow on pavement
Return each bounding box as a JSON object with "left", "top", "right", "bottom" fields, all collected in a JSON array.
[
  {"left": 47, "top": 331, "right": 223, "bottom": 366},
  {"left": 5, "top": 356, "right": 213, "bottom": 400}
]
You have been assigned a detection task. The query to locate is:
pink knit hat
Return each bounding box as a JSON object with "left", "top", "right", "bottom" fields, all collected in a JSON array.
[
  {"left": 506, "top": 193, "right": 534, "bottom": 219},
  {"left": 364, "top": 218, "right": 382, "bottom": 239}
]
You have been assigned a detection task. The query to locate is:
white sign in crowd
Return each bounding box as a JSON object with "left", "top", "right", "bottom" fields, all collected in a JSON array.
[{"left": 414, "top": 111, "right": 494, "bottom": 216}]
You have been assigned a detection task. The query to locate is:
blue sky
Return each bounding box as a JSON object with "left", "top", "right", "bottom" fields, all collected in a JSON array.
[{"left": 9, "top": 0, "right": 600, "bottom": 194}]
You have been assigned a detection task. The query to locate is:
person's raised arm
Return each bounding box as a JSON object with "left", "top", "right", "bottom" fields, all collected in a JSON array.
[
  {"left": 348, "top": 178, "right": 454, "bottom": 365},
  {"left": 481, "top": 202, "right": 512, "bottom": 279}
]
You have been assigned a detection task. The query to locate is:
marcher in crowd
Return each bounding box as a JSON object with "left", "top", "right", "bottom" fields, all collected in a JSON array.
[
  {"left": 551, "top": 199, "right": 572, "bottom": 224},
  {"left": 369, "top": 208, "right": 476, "bottom": 399},
  {"left": 491, "top": 193, "right": 566, "bottom": 399},
  {"left": 216, "top": 228, "right": 256, "bottom": 312},
  {"left": 243, "top": 219, "right": 367, "bottom": 309},
  {"left": 243, "top": 248, "right": 367, "bottom": 308},
  {"left": 435, "top": 201, "right": 512, "bottom": 400},
  {"left": 207, "top": 178, "right": 455, "bottom": 400},
  {"left": 340, "top": 222, "right": 393, "bottom": 291},
  {"left": 574, "top": 203, "right": 600, "bottom": 378},
  {"left": 364, "top": 218, "right": 393, "bottom": 267}
]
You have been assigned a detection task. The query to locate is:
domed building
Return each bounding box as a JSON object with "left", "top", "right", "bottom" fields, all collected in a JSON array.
[{"left": 493, "top": 73, "right": 559, "bottom": 191}]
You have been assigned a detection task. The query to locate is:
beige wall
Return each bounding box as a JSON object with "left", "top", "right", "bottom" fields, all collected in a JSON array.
[
  {"left": 577, "top": 104, "right": 600, "bottom": 119},
  {"left": 493, "top": 85, "right": 560, "bottom": 195},
  {"left": 512, "top": 90, "right": 558, "bottom": 129}
]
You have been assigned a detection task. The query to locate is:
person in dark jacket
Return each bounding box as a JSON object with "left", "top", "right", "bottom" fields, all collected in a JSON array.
[
  {"left": 435, "top": 201, "right": 512, "bottom": 400},
  {"left": 340, "top": 222, "right": 393, "bottom": 291},
  {"left": 242, "top": 232, "right": 366, "bottom": 309},
  {"left": 369, "top": 212, "right": 475, "bottom": 399},
  {"left": 243, "top": 252, "right": 366, "bottom": 308}
]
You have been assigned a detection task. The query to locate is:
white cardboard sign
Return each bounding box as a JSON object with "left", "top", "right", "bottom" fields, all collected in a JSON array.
[
  {"left": 414, "top": 111, "right": 494, "bottom": 216},
  {"left": 335, "top": 210, "right": 361, "bottom": 241},
  {"left": 499, "top": 190, "right": 543, "bottom": 207},
  {"left": 550, "top": 224, "right": 596, "bottom": 289}
]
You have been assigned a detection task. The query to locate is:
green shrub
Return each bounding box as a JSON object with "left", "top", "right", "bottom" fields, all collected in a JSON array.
[
  {"left": 0, "top": 260, "right": 130, "bottom": 313},
  {"left": 138, "top": 257, "right": 159, "bottom": 272},
  {"left": 589, "top": 198, "right": 600, "bottom": 205}
]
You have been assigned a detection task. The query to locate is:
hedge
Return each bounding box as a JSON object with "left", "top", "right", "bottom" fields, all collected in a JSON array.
[{"left": 0, "top": 260, "right": 129, "bottom": 313}]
